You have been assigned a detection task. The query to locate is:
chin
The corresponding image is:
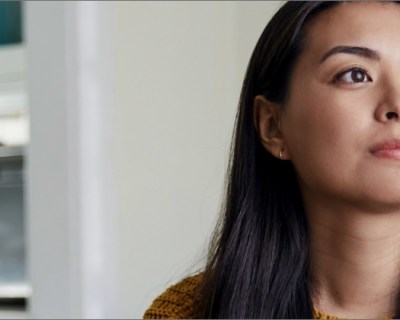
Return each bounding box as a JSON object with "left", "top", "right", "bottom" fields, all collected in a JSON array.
[{"left": 355, "top": 190, "right": 400, "bottom": 214}]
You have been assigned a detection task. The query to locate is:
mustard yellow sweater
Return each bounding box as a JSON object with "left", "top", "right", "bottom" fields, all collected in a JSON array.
[
  {"left": 143, "top": 274, "right": 339, "bottom": 319},
  {"left": 144, "top": 274, "right": 201, "bottom": 319}
]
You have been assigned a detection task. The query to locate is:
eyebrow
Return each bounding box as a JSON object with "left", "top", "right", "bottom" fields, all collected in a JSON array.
[{"left": 320, "top": 46, "right": 381, "bottom": 63}]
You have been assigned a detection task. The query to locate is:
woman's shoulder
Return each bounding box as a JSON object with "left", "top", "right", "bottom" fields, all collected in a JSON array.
[{"left": 143, "top": 273, "right": 203, "bottom": 319}]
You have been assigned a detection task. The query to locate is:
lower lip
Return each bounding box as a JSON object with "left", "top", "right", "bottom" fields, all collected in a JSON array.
[{"left": 371, "top": 149, "right": 400, "bottom": 160}]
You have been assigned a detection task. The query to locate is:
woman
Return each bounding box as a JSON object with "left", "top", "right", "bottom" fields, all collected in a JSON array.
[{"left": 144, "top": 1, "right": 400, "bottom": 318}]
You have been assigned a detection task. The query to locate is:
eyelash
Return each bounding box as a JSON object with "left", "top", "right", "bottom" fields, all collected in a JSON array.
[{"left": 333, "top": 67, "right": 373, "bottom": 84}]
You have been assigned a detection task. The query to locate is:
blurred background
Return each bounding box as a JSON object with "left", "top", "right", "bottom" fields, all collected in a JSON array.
[{"left": 0, "top": 1, "right": 281, "bottom": 318}]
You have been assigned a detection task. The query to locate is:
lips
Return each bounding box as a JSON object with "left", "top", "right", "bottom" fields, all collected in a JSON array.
[{"left": 370, "top": 138, "right": 400, "bottom": 160}]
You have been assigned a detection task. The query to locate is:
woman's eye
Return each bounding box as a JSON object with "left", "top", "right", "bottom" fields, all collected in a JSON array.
[{"left": 334, "top": 68, "right": 372, "bottom": 83}]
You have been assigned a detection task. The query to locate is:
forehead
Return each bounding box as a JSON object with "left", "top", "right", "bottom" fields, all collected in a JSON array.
[{"left": 303, "top": 2, "right": 400, "bottom": 58}]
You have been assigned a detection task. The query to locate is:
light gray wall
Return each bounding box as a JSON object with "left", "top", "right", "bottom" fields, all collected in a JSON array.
[
  {"left": 26, "top": 2, "right": 119, "bottom": 318},
  {"left": 25, "top": 1, "right": 283, "bottom": 318},
  {"left": 108, "top": 2, "right": 282, "bottom": 317}
]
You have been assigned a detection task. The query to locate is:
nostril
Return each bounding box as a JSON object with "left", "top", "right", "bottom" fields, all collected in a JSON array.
[{"left": 386, "top": 111, "right": 398, "bottom": 120}]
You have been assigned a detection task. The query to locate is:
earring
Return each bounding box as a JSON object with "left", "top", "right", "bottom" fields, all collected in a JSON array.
[{"left": 279, "top": 149, "right": 283, "bottom": 160}]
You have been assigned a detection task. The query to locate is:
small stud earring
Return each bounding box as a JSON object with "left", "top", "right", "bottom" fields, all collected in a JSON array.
[{"left": 279, "top": 150, "right": 283, "bottom": 160}]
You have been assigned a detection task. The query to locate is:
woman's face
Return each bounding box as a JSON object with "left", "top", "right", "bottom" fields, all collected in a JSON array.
[{"left": 281, "top": 2, "right": 400, "bottom": 212}]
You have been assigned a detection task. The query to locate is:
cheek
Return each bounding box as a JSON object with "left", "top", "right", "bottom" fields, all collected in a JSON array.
[{"left": 281, "top": 88, "right": 370, "bottom": 189}]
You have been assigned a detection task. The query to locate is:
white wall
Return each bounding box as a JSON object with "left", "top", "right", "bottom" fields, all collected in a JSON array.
[
  {"left": 26, "top": 2, "right": 119, "bottom": 318},
  {"left": 25, "top": 1, "right": 283, "bottom": 318},
  {"left": 108, "top": 1, "right": 282, "bottom": 318}
]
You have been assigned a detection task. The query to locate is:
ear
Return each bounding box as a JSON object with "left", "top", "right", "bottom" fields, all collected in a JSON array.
[{"left": 253, "top": 95, "right": 289, "bottom": 160}]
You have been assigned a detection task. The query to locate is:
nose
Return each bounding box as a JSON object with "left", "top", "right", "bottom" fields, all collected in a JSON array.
[
  {"left": 374, "top": 84, "right": 400, "bottom": 123},
  {"left": 385, "top": 111, "right": 398, "bottom": 120}
]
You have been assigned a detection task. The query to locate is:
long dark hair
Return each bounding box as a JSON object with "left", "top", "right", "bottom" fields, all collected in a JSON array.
[{"left": 194, "top": 1, "right": 393, "bottom": 318}]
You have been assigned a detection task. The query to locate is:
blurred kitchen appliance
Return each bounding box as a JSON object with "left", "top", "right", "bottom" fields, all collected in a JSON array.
[{"left": 0, "top": 146, "right": 29, "bottom": 304}]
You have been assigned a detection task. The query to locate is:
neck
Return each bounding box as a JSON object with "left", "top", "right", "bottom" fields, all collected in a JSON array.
[{"left": 304, "top": 197, "right": 400, "bottom": 319}]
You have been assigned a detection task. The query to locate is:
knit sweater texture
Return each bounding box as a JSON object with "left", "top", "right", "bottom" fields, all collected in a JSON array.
[
  {"left": 143, "top": 273, "right": 340, "bottom": 319},
  {"left": 143, "top": 274, "right": 201, "bottom": 319}
]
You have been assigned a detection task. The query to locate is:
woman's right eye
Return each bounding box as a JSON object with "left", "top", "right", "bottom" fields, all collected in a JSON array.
[{"left": 334, "top": 67, "right": 372, "bottom": 84}]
